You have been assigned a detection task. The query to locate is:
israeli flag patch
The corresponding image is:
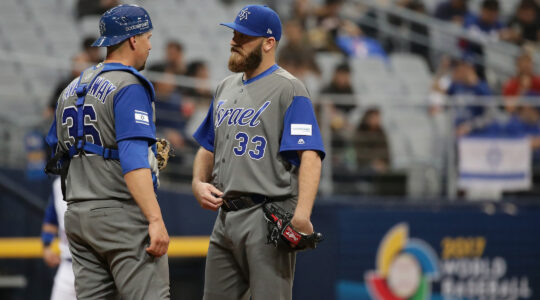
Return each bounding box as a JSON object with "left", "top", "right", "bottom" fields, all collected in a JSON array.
[
  {"left": 134, "top": 110, "right": 149, "bottom": 125},
  {"left": 291, "top": 124, "right": 312, "bottom": 136}
]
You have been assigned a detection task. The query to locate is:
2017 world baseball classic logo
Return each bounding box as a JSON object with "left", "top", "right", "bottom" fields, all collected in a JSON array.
[
  {"left": 365, "top": 223, "right": 439, "bottom": 300},
  {"left": 336, "top": 222, "right": 534, "bottom": 300}
]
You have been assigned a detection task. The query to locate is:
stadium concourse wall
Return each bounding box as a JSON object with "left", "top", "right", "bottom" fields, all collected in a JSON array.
[{"left": 1, "top": 169, "right": 539, "bottom": 300}]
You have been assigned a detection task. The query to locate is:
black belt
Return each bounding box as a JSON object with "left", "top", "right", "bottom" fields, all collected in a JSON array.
[{"left": 221, "top": 194, "right": 289, "bottom": 212}]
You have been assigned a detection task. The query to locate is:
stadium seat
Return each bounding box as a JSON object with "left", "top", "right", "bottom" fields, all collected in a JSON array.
[{"left": 315, "top": 52, "right": 344, "bottom": 85}]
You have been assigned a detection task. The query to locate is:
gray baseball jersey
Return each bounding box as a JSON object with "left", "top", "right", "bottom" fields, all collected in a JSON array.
[
  {"left": 193, "top": 64, "right": 325, "bottom": 197},
  {"left": 49, "top": 63, "right": 159, "bottom": 202}
]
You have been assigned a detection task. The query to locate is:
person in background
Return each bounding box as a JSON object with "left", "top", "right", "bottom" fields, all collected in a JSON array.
[
  {"left": 149, "top": 40, "right": 186, "bottom": 75},
  {"left": 320, "top": 62, "right": 356, "bottom": 170},
  {"left": 461, "top": 0, "right": 512, "bottom": 77},
  {"left": 355, "top": 108, "right": 390, "bottom": 174},
  {"left": 44, "top": 53, "right": 90, "bottom": 121},
  {"left": 181, "top": 60, "right": 213, "bottom": 101},
  {"left": 278, "top": 19, "right": 320, "bottom": 78},
  {"left": 321, "top": 62, "right": 355, "bottom": 112},
  {"left": 150, "top": 66, "right": 187, "bottom": 154},
  {"left": 308, "top": 0, "right": 345, "bottom": 52},
  {"left": 503, "top": 51, "right": 540, "bottom": 97},
  {"left": 42, "top": 178, "right": 76, "bottom": 300},
  {"left": 507, "top": 0, "right": 540, "bottom": 45},
  {"left": 81, "top": 36, "right": 103, "bottom": 64},
  {"left": 435, "top": 0, "right": 470, "bottom": 25},
  {"left": 430, "top": 55, "right": 492, "bottom": 136},
  {"left": 335, "top": 20, "right": 387, "bottom": 61}
]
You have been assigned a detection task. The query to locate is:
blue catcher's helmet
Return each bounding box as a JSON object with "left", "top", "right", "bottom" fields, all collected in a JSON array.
[{"left": 92, "top": 4, "right": 153, "bottom": 47}]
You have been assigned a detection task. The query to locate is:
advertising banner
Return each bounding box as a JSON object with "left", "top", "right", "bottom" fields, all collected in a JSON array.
[{"left": 335, "top": 205, "right": 539, "bottom": 300}]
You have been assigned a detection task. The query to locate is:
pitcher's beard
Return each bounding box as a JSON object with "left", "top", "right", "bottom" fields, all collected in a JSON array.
[{"left": 228, "top": 42, "right": 263, "bottom": 73}]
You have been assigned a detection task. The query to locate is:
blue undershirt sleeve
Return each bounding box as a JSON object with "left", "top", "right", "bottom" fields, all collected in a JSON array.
[
  {"left": 279, "top": 96, "right": 326, "bottom": 166},
  {"left": 118, "top": 139, "right": 150, "bottom": 174},
  {"left": 42, "top": 198, "right": 58, "bottom": 226},
  {"left": 193, "top": 100, "right": 215, "bottom": 152},
  {"left": 45, "top": 115, "right": 58, "bottom": 157}
]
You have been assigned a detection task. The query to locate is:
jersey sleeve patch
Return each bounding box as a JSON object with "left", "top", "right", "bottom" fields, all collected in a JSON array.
[
  {"left": 279, "top": 96, "right": 325, "bottom": 166},
  {"left": 291, "top": 124, "right": 312, "bottom": 136},
  {"left": 114, "top": 84, "right": 156, "bottom": 142}
]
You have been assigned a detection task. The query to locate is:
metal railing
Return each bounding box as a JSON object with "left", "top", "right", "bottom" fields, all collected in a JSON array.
[{"left": 4, "top": 86, "right": 540, "bottom": 200}]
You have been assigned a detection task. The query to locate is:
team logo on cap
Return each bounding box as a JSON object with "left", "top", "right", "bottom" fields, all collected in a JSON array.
[
  {"left": 99, "top": 20, "right": 106, "bottom": 35},
  {"left": 238, "top": 8, "right": 250, "bottom": 21}
]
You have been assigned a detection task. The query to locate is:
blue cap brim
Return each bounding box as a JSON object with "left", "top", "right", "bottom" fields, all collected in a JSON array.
[
  {"left": 91, "top": 35, "right": 133, "bottom": 47},
  {"left": 220, "top": 22, "right": 262, "bottom": 37}
]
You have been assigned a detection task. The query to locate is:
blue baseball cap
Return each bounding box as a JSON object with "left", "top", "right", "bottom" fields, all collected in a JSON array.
[
  {"left": 220, "top": 5, "right": 282, "bottom": 41},
  {"left": 92, "top": 4, "right": 153, "bottom": 47}
]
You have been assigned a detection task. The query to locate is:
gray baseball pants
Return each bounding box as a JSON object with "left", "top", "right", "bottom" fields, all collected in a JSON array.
[
  {"left": 203, "top": 198, "right": 297, "bottom": 300},
  {"left": 64, "top": 199, "right": 170, "bottom": 300}
]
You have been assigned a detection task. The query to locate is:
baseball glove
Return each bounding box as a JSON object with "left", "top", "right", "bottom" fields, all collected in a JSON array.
[
  {"left": 155, "top": 138, "right": 175, "bottom": 170},
  {"left": 262, "top": 203, "right": 323, "bottom": 251}
]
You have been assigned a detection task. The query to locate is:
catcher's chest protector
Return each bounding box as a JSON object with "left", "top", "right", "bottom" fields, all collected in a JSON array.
[{"left": 51, "top": 63, "right": 159, "bottom": 201}]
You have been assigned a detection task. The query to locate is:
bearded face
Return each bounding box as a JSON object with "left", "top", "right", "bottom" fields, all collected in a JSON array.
[{"left": 228, "top": 40, "right": 263, "bottom": 73}]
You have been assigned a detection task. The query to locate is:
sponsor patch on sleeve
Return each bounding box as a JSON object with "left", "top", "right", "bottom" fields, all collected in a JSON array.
[
  {"left": 134, "top": 110, "right": 149, "bottom": 125},
  {"left": 291, "top": 124, "right": 312, "bottom": 136}
]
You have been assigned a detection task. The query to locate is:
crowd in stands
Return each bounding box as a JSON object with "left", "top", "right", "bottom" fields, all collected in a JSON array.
[{"left": 44, "top": 0, "right": 540, "bottom": 187}]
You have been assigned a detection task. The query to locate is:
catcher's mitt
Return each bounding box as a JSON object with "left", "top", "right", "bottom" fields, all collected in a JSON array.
[
  {"left": 262, "top": 203, "right": 323, "bottom": 251},
  {"left": 155, "top": 138, "right": 175, "bottom": 170}
]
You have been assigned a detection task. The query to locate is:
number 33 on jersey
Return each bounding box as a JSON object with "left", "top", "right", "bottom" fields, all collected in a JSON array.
[{"left": 193, "top": 65, "right": 325, "bottom": 197}]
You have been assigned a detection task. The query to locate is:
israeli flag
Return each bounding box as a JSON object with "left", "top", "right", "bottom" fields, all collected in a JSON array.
[{"left": 458, "top": 137, "right": 531, "bottom": 191}]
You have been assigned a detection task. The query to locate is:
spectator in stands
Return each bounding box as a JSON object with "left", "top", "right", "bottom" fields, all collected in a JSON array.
[
  {"left": 149, "top": 40, "right": 186, "bottom": 76},
  {"left": 82, "top": 36, "right": 103, "bottom": 64},
  {"left": 355, "top": 108, "right": 390, "bottom": 173},
  {"left": 278, "top": 19, "right": 320, "bottom": 77},
  {"left": 461, "top": 0, "right": 512, "bottom": 77},
  {"left": 335, "top": 20, "right": 387, "bottom": 61},
  {"left": 321, "top": 62, "right": 355, "bottom": 112},
  {"left": 463, "top": 0, "right": 507, "bottom": 41},
  {"left": 307, "top": 0, "right": 344, "bottom": 52},
  {"left": 434, "top": 0, "right": 470, "bottom": 25},
  {"left": 507, "top": 0, "right": 540, "bottom": 45},
  {"left": 45, "top": 53, "right": 90, "bottom": 121},
  {"left": 430, "top": 55, "right": 493, "bottom": 136},
  {"left": 150, "top": 66, "right": 188, "bottom": 159},
  {"left": 386, "top": 0, "right": 431, "bottom": 66},
  {"left": 503, "top": 51, "right": 540, "bottom": 96},
  {"left": 319, "top": 63, "right": 357, "bottom": 170},
  {"left": 277, "top": 18, "right": 322, "bottom": 93},
  {"left": 181, "top": 60, "right": 213, "bottom": 102},
  {"left": 291, "top": 0, "right": 314, "bottom": 28},
  {"left": 76, "top": 0, "right": 119, "bottom": 19}
]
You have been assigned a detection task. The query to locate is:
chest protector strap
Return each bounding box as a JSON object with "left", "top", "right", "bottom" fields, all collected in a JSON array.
[{"left": 68, "top": 63, "right": 155, "bottom": 160}]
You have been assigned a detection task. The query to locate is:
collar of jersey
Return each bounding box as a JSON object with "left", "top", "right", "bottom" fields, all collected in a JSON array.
[{"left": 242, "top": 64, "right": 279, "bottom": 85}]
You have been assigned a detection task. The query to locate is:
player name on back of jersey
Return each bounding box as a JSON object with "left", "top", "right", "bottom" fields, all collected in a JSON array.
[
  {"left": 215, "top": 100, "right": 271, "bottom": 128},
  {"left": 62, "top": 77, "right": 117, "bottom": 103}
]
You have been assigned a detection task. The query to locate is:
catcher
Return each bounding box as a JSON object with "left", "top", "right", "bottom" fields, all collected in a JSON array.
[{"left": 45, "top": 4, "right": 172, "bottom": 299}]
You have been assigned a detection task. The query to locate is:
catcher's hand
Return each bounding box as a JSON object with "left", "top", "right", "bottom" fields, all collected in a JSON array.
[
  {"left": 262, "top": 203, "right": 323, "bottom": 251},
  {"left": 155, "top": 138, "right": 175, "bottom": 170}
]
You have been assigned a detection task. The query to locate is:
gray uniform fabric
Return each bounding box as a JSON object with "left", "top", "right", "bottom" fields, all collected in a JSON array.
[
  {"left": 54, "top": 64, "right": 159, "bottom": 202},
  {"left": 202, "top": 67, "right": 316, "bottom": 300},
  {"left": 54, "top": 64, "right": 168, "bottom": 299},
  {"left": 65, "top": 200, "right": 170, "bottom": 300},
  {"left": 204, "top": 198, "right": 297, "bottom": 300},
  {"left": 211, "top": 68, "right": 308, "bottom": 198}
]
